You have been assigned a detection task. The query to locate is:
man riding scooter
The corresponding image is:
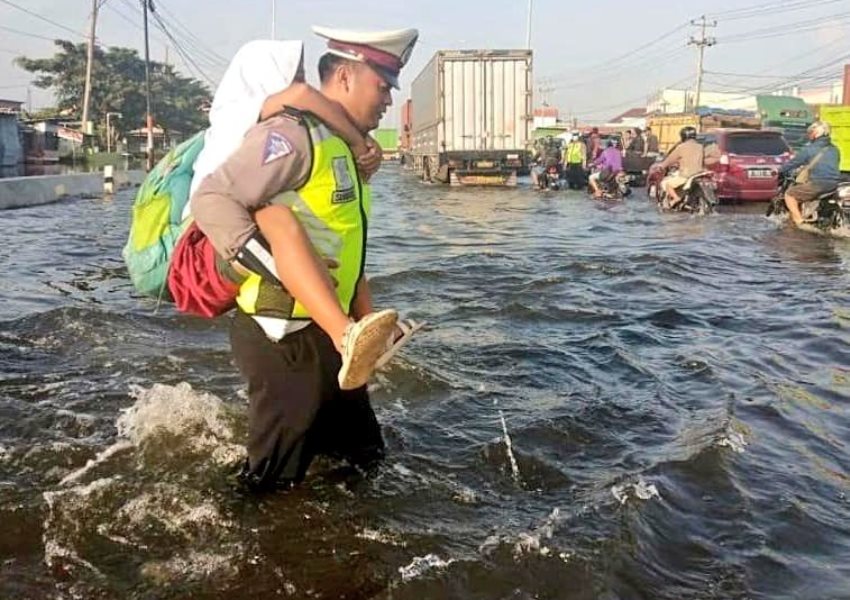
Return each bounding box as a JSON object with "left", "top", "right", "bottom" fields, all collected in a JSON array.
[
  {"left": 657, "top": 126, "right": 718, "bottom": 208},
  {"left": 531, "top": 136, "right": 562, "bottom": 190},
  {"left": 588, "top": 139, "right": 622, "bottom": 198},
  {"left": 778, "top": 120, "right": 841, "bottom": 226}
]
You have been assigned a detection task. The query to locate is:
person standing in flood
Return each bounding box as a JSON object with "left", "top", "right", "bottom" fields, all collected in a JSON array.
[
  {"left": 191, "top": 26, "right": 420, "bottom": 491},
  {"left": 563, "top": 132, "right": 587, "bottom": 190},
  {"left": 167, "top": 40, "right": 384, "bottom": 319}
]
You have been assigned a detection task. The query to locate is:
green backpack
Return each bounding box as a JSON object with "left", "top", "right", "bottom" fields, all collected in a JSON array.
[{"left": 122, "top": 131, "right": 205, "bottom": 299}]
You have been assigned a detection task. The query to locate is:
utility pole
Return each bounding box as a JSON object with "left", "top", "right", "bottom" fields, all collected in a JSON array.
[
  {"left": 537, "top": 78, "right": 555, "bottom": 106},
  {"left": 81, "top": 0, "right": 99, "bottom": 134},
  {"left": 271, "top": 0, "right": 276, "bottom": 39},
  {"left": 689, "top": 15, "right": 716, "bottom": 114},
  {"left": 525, "top": 0, "right": 533, "bottom": 50},
  {"left": 106, "top": 112, "right": 122, "bottom": 154},
  {"left": 142, "top": 0, "right": 154, "bottom": 171}
]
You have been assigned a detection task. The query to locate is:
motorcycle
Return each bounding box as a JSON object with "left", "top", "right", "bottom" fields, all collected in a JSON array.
[
  {"left": 766, "top": 171, "right": 850, "bottom": 233},
  {"left": 656, "top": 170, "right": 717, "bottom": 215},
  {"left": 591, "top": 168, "right": 631, "bottom": 200}
]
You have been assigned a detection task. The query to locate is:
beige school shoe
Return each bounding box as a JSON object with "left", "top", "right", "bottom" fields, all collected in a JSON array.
[
  {"left": 338, "top": 309, "right": 399, "bottom": 390},
  {"left": 375, "top": 318, "right": 425, "bottom": 370}
]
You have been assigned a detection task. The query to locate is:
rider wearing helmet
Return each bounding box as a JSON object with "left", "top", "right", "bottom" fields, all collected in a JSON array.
[
  {"left": 778, "top": 120, "right": 841, "bottom": 225},
  {"left": 656, "top": 126, "right": 717, "bottom": 207},
  {"left": 588, "top": 139, "right": 624, "bottom": 198}
]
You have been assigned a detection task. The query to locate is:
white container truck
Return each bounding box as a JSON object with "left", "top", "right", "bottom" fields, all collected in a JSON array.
[{"left": 410, "top": 50, "right": 533, "bottom": 186}]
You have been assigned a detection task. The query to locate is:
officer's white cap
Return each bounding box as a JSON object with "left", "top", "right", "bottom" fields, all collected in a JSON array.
[{"left": 312, "top": 25, "right": 419, "bottom": 89}]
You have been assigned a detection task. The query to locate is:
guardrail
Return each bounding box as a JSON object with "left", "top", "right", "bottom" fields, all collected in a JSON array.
[{"left": 0, "top": 170, "right": 145, "bottom": 210}]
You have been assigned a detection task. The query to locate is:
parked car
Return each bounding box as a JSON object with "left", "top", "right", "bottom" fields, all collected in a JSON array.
[{"left": 647, "top": 129, "right": 791, "bottom": 202}]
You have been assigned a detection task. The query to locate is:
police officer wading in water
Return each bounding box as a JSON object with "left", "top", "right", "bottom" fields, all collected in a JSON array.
[{"left": 192, "top": 26, "right": 419, "bottom": 491}]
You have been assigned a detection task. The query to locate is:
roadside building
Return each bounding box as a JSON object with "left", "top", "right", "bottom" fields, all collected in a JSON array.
[
  {"left": 19, "top": 119, "right": 86, "bottom": 163},
  {"left": 126, "top": 125, "right": 181, "bottom": 156},
  {"left": 0, "top": 99, "right": 23, "bottom": 168}
]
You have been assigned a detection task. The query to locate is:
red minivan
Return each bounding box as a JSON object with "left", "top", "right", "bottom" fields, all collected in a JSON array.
[{"left": 648, "top": 128, "right": 791, "bottom": 202}]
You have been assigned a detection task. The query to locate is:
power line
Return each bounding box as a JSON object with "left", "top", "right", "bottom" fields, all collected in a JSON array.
[
  {"left": 117, "top": 0, "right": 224, "bottom": 71},
  {"left": 153, "top": 0, "right": 227, "bottom": 66},
  {"left": 719, "top": 10, "right": 850, "bottom": 43},
  {"left": 0, "top": 24, "right": 58, "bottom": 42},
  {"left": 148, "top": 10, "right": 214, "bottom": 85},
  {"left": 708, "top": 0, "right": 844, "bottom": 21},
  {"left": 550, "top": 46, "right": 690, "bottom": 90},
  {"left": 543, "top": 21, "right": 690, "bottom": 82},
  {"left": 694, "top": 49, "right": 850, "bottom": 104},
  {"left": 0, "top": 0, "right": 85, "bottom": 38},
  {"left": 704, "top": 71, "right": 788, "bottom": 80},
  {"left": 105, "top": 0, "right": 169, "bottom": 48},
  {"left": 703, "top": 35, "right": 845, "bottom": 87},
  {"left": 569, "top": 74, "right": 694, "bottom": 119}
]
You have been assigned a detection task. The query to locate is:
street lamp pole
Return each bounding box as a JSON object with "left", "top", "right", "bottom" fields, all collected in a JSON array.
[
  {"left": 106, "top": 112, "right": 122, "bottom": 154},
  {"left": 142, "top": 0, "right": 154, "bottom": 171}
]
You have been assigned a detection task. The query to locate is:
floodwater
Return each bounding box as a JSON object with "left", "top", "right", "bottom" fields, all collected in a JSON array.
[{"left": 1, "top": 166, "right": 849, "bottom": 599}]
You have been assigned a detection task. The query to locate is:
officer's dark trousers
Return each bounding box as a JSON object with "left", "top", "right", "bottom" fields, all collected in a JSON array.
[
  {"left": 230, "top": 311, "right": 385, "bottom": 490},
  {"left": 566, "top": 163, "right": 586, "bottom": 189}
]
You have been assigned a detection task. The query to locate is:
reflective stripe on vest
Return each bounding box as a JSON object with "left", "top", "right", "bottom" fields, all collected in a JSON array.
[{"left": 235, "top": 116, "right": 370, "bottom": 321}]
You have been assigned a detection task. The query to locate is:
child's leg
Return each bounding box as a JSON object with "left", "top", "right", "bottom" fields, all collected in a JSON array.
[{"left": 254, "top": 204, "right": 350, "bottom": 351}]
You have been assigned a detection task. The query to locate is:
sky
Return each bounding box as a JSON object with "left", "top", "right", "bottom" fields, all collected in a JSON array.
[{"left": 1, "top": 0, "right": 848, "bottom": 126}]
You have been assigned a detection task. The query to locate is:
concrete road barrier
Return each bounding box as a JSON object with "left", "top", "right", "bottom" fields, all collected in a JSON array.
[{"left": 0, "top": 170, "right": 145, "bottom": 210}]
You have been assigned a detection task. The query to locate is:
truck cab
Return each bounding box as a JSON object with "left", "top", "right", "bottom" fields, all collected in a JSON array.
[{"left": 755, "top": 95, "right": 813, "bottom": 150}]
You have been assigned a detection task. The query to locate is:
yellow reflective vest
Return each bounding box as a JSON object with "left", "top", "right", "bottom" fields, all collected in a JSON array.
[
  {"left": 565, "top": 141, "right": 586, "bottom": 165},
  {"left": 236, "top": 115, "right": 370, "bottom": 321}
]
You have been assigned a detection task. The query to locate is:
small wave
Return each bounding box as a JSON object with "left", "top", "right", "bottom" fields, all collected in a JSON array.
[
  {"left": 718, "top": 430, "right": 748, "bottom": 454},
  {"left": 40, "top": 383, "right": 247, "bottom": 590},
  {"left": 479, "top": 508, "right": 565, "bottom": 560},
  {"left": 398, "top": 553, "right": 455, "bottom": 582},
  {"left": 611, "top": 478, "right": 662, "bottom": 505},
  {"left": 356, "top": 527, "right": 406, "bottom": 547},
  {"left": 119, "top": 382, "right": 242, "bottom": 465}
]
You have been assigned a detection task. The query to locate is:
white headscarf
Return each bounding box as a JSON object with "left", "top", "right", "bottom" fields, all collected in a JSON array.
[{"left": 188, "top": 40, "right": 304, "bottom": 207}]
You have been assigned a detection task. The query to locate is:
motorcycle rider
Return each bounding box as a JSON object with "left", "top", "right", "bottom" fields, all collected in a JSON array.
[
  {"left": 531, "top": 136, "right": 561, "bottom": 189},
  {"left": 657, "top": 126, "right": 718, "bottom": 207},
  {"left": 588, "top": 139, "right": 623, "bottom": 198},
  {"left": 778, "top": 120, "right": 841, "bottom": 226}
]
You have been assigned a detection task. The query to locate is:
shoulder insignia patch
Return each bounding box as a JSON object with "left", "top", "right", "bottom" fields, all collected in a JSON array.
[{"left": 262, "top": 131, "right": 293, "bottom": 165}]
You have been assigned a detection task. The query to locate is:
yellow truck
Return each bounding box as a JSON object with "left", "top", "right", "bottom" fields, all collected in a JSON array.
[
  {"left": 647, "top": 113, "right": 761, "bottom": 153},
  {"left": 649, "top": 97, "right": 813, "bottom": 153},
  {"left": 819, "top": 105, "right": 850, "bottom": 173}
]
